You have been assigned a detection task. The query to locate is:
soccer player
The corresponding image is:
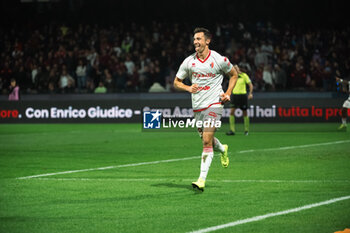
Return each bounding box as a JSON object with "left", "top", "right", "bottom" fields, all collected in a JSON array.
[
  {"left": 226, "top": 65, "right": 253, "bottom": 136},
  {"left": 336, "top": 77, "right": 350, "bottom": 130},
  {"left": 173, "top": 27, "right": 238, "bottom": 191}
]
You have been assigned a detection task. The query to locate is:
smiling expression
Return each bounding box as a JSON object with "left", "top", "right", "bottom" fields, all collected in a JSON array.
[{"left": 193, "top": 32, "right": 210, "bottom": 53}]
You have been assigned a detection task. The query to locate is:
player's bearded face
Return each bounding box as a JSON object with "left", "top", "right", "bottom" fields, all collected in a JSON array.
[{"left": 193, "top": 32, "right": 209, "bottom": 53}]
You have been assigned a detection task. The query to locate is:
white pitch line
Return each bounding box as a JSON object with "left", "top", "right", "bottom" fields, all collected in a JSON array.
[
  {"left": 16, "top": 140, "right": 350, "bottom": 180},
  {"left": 31, "top": 178, "right": 350, "bottom": 183},
  {"left": 238, "top": 139, "right": 350, "bottom": 154},
  {"left": 34, "top": 178, "right": 171, "bottom": 182},
  {"left": 217, "top": 179, "right": 350, "bottom": 183},
  {"left": 16, "top": 156, "right": 199, "bottom": 180},
  {"left": 189, "top": 195, "right": 350, "bottom": 233}
]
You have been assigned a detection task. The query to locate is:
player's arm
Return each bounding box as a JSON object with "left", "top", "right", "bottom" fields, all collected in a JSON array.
[
  {"left": 221, "top": 67, "right": 238, "bottom": 103},
  {"left": 173, "top": 77, "right": 198, "bottom": 93},
  {"left": 248, "top": 82, "right": 253, "bottom": 100}
]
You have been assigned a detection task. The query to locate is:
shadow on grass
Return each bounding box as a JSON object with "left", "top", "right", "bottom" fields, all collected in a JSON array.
[
  {"left": 152, "top": 182, "right": 221, "bottom": 194},
  {"left": 152, "top": 182, "right": 193, "bottom": 191}
]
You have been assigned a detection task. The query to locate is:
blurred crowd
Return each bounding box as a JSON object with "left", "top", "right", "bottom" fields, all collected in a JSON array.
[{"left": 1, "top": 21, "right": 349, "bottom": 95}]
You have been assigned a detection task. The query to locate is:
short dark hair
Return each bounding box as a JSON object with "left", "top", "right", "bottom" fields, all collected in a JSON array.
[{"left": 193, "top": 27, "right": 212, "bottom": 39}]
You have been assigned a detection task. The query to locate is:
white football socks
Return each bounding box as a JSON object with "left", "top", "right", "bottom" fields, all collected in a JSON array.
[
  {"left": 213, "top": 137, "right": 225, "bottom": 153},
  {"left": 199, "top": 147, "right": 214, "bottom": 180},
  {"left": 342, "top": 118, "right": 347, "bottom": 125}
]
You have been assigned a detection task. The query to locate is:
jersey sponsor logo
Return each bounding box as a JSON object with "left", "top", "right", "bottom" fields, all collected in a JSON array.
[
  {"left": 192, "top": 72, "right": 216, "bottom": 78},
  {"left": 192, "top": 63, "right": 196, "bottom": 67},
  {"left": 210, "top": 62, "right": 214, "bottom": 68},
  {"left": 197, "top": 85, "right": 211, "bottom": 92}
]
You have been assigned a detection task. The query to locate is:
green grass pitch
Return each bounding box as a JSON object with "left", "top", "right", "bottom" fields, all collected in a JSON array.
[{"left": 0, "top": 123, "right": 349, "bottom": 233}]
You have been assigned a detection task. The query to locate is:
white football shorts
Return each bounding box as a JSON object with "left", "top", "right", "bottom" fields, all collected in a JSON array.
[
  {"left": 343, "top": 98, "right": 350, "bottom": 108},
  {"left": 194, "top": 104, "right": 223, "bottom": 135}
]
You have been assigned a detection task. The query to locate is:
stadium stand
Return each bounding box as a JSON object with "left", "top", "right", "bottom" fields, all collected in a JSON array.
[{"left": 0, "top": 0, "right": 349, "bottom": 95}]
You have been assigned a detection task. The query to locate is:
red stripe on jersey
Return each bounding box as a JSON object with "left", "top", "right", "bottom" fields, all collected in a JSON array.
[
  {"left": 193, "top": 102, "right": 222, "bottom": 112},
  {"left": 196, "top": 50, "right": 211, "bottom": 63}
]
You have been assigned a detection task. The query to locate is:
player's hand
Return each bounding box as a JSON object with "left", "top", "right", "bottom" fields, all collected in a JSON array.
[
  {"left": 188, "top": 84, "right": 199, "bottom": 93},
  {"left": 220, "top": 93, "right": 230, "bottom": 103},
  {"left": 248, "top": 93, "right": 253, "bottom": 100}
]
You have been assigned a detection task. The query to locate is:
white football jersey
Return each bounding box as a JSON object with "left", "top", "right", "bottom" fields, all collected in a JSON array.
[{"left": 176, "top": 50, "right": 233, "bottom": 111}]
